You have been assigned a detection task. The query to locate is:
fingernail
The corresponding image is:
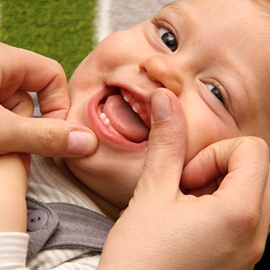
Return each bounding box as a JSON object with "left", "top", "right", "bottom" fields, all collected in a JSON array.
[
  {"left": 152, "top": 92, "right": 172, "bottom": 122},
  {"left": 67, "top": 131, "right": 97, "bottom": 155}
]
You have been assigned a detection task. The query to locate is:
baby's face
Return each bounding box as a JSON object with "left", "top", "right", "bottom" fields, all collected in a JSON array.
[{"left": 66, "top": 0, "right": 270, "bottom": 213}]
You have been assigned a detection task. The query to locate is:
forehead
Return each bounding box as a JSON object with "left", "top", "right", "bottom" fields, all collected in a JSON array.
[
  {"left": 165, "top": 0, "right": 270, "bottom": 31},
  {"left": 163, "top": 0, "right": 270, "bottom": 41},
  {"left": 159, "top": 0, "right": 270, "bottom": 142},
  {"left": 162, "top": 0, "right": 270, "bottom": 70}
]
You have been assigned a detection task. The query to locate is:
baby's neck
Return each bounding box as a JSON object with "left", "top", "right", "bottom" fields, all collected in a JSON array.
[{"left": 54, "top": 157, "right": 121, "bottom": 220}]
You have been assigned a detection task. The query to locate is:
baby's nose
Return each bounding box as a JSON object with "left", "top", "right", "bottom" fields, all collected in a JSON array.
[{"left": 139, "top": 54, "right": 181, "bottom": 96}]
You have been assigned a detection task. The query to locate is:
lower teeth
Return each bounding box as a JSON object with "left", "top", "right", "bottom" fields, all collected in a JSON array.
[{"left": 100, "top": 112, "right": 110, "bottom": 125}]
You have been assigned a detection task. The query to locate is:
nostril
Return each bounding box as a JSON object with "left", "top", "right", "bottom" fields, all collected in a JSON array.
[
  {"left": 139, "top": 64, "right": 164, "bottom": 87},
  {"left": 139, "top": 56, "right": 167, "bottom": 86},
  {"left": 139, "top": 56, "right": 180, "bottom": 95},
  {"left": 138, "top": 63, "right": 148, "bottom": 77},
  {"left": 149, "top": 76, "right": 158, "bottom": 82}
]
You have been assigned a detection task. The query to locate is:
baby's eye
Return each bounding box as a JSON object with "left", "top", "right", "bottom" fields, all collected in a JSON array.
[
  {"left": 205, "top": 83, "right": 224, "bottom": 103},
  {"left": 158, "top": 28, "right": 178, "bottom": 52}
]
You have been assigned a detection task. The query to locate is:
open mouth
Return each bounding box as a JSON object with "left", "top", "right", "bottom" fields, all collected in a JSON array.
[{"left": 98, "top": 88, "right": 151, "bottom": 143}]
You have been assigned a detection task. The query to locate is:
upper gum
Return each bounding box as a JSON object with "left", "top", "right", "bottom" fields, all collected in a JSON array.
[
  {"left": 121, "top": 90, "right": 144, "bottom": 112},
  {"left": 121, "top": 89, "right": 151, "bottom": 127}
]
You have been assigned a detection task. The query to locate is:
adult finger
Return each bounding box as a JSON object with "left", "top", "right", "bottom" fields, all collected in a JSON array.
[
  {"left": 140, "top": 88, "right": 188, "bottom": 196},
  {"left": 1, "top": 90, "right": 34, "bottom": 117},
  {"left": 182, "top": 137, "right": 269, "bottom": 200},
  {"left": 182, "top": 137, "right": 270, "bottom": 238},
  {"left": 212, "top": 139, "right": 270, "bottom": 264},
  {"left": 0, "top": 43, "right": 69, "bottom": 119},
  {"left": 0, "top": 106, "right": 98, "bottom": 157},
  {"left": 1, "top": 91, "right": 34, "bottom": 174},
  {"left": 182, "top": 137, "right": 270, "bottom": 265}
]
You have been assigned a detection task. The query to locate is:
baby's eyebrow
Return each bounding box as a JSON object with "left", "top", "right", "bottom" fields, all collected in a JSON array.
[
  {"left": 157, "top": 2, "right": 193, "bottom": 39},
  {"left": 161, "top": 1, "right": 187, "bottom": 14},
  {"left": 157, "top": 1, "right": 191, "bottom": 24}
]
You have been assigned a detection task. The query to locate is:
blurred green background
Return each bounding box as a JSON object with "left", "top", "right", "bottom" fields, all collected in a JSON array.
[{"left": 1, "top": 0, "right": 97, "bottom": 79}]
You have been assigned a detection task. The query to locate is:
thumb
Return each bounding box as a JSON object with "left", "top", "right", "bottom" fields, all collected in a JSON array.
[
  {"left": 139, "top": 88, "right": 187, "bottom": 196},
  {"left": 0, "top": 107, "right": 98, "bottom": 157},
  {"left": 181, "top": 137, "right": 269, "bottom": 198}
]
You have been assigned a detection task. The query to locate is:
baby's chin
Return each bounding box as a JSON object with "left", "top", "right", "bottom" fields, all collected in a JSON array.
[{"left": 65, "top": 151, "right": 142, "bottom": 194}]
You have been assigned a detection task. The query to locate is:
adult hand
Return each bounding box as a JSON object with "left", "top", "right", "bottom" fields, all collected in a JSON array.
[
  {"left": 0, "top": 42, "right": 97, "bottom": 157},
  {"left": 99, "top": 89, "right": 270, "bottom": 270}
]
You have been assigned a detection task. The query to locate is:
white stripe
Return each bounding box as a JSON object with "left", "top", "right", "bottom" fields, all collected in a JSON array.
[
  {"left": 0, "top": 233, "right": 29, "bottom": 268},
  {"left": 95, "top": 0, "right": 111, "bottom": 41}
]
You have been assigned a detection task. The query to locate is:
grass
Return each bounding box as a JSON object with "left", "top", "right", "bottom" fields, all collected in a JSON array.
[{"left": 0, "top": 0, "right": 97, "bottom": 79}]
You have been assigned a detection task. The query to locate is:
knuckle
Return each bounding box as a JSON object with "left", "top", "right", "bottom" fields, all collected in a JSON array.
[
  {"left": 239, "top": 207, "right": 260, "bottom": 232},
  {"left": 1, "top": 91, "right": 34, "bottom": 116},
  {"left": 221, "top": 205, "right": 265, "bottom": 265},
  {"left": 38, "top": 124, "right": 67, "bottom": 155},
  {"left": 49, "top": 59, "right": 65, "bottom": 75},
  {"left": 228, "top": 205, "right": 260, "bottom": 235},
  {"left": 238, "top": 136, "right": 269, "bottom": 156},
  {"left": 50, "top": 61, "right": 67, "bottom": 83}
]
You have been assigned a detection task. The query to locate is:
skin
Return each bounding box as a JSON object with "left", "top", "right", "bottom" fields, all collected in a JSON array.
[
  {"left": 65, "top": 0, "right": 270, "bottom": 219},
  {"left": 0, "top": 42, "right": 97, "bottom": 158},
  {"left": 98, "top": 102, "right": 270, "bottom": 269},
  {"left": 0, "top": 1, "right": 269, "bottom": 268},
  {"left": 0, "top": 42, "right": 98, "bottom": 233}
]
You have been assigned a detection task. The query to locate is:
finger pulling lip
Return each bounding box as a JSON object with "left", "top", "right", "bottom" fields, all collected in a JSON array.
[{"left": 87, "top": 87, "right": 148, "bottom": 150}]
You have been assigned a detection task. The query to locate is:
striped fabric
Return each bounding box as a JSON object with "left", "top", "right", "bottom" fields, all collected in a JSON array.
[
  {"left": 0, "top": 233, "right": 29, "bottom": 269},
  {"left": 0, "top": 155, "right": 104, "bottom": 270}
]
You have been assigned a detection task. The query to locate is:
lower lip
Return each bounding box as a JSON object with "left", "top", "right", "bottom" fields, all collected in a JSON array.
[{"left": 87, "top": 89, "right": 148, "bottom": 150}]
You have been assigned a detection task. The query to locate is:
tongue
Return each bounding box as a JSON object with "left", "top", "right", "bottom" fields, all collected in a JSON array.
[{"left": 102, "top": 94, "right": 149, "bottom": 143}]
